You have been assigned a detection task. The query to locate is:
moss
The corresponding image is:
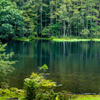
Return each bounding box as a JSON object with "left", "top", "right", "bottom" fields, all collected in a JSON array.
[
  {"left": 33, "top": 37, "right": 51, "bottom": 40},
  {"left": 52, "top": 38, "right": 100, "bottom": 42},
  {"left": 92, "top": 39, "right": 100, "bottom": 42},
  {"left": 0, "top": 88, "right": 25, "bottom": 100},
  {"left": 52, "top": 38, "right": 91, "bottom": 42}
]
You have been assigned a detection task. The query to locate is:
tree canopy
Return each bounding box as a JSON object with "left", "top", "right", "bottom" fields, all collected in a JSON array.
[
  {"left": 0, "top": 0, "right": 26, "bottom": 39},
  {"left": 0, "top": 0, "right": 100, "bottom": 39}
]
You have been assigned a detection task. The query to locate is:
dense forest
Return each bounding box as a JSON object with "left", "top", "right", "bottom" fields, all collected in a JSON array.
[{"left": 0, "top": 0, "right": 100, "bottom": 39}]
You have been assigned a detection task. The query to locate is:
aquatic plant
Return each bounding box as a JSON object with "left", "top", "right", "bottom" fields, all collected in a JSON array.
[{"left": 39, "top": 64, "right": 49, "bottom": 71}]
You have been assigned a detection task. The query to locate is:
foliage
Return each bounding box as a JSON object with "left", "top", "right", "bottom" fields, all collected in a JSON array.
[
  {"left": 24, "top": 64, "right": 76, "bottom": 100},
  {"left": 0, "top": 0, "right": 100, "bottom": 38},
  {"left": 0, "top": 42, "right": 16, "bottom": 88},
  {"left": 58, "top": 90, "right": 72, "bottom": 100},
  {"left": 93, "top": 31, "right": 100, "bottom": 37},
  {"left": 24, "top": 72, "right": 76, "bottom": 100},
  {"left": 35, "top": 90, "right": 76, "bottom": 100},
  {"left": 0, "top": 88, "right": 24, "bottom": 99},
  {"left": 80, "top": 29, "right": 90, "bottom": 37},
  {"left": 28, "top": 32, "right": 37, "bottom": 40},
  {"left": 39, "top": 64, "right": 49, "bottom": 71},
  {"left": 35, "top": 89, "right": 57, "bottom": 100},
  {"left": 0, "top": 0, "right": 26, "bottom": 39},
  {"left": 42, "top": 22, "right": 61, "bottom": 36},
  {"left": 24, "top": 72, "right": 56, "bottom": 99}
]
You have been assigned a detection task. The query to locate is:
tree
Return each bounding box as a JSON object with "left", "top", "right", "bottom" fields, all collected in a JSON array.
[
  {"left": 0, "top": 0, "right": 26, "bottom": 39},
  {"left": 10, "top": 0, "right": 100, "bottom": 38},
  {"left": 0, "top": 42, "right": 16, "bottom": 88}
]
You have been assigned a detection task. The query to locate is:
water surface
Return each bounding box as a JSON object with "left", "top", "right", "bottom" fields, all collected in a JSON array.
[{"left": 6, "top": 40, "right": 100, "bottom": 94}]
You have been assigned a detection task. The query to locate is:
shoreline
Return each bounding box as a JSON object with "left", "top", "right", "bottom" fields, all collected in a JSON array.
[
  {"left": 12, "top": 37, "right": 100, "bottom": 42},
  {"left": 0, "top": 87, "right": 100, "bottom": 100}
]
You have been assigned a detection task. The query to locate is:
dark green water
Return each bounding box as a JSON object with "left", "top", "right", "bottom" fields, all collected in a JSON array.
[{"left": 6, "top": 40, "right": 100, "bottom": 94}]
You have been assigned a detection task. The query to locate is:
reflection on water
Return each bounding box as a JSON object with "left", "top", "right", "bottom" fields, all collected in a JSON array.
[{"left": 6, "top": 40, "right": 100, "bottom": 94}]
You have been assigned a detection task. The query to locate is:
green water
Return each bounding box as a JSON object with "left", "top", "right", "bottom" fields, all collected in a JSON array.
[{"left": 6, "top": 40, "right": 100, "bottom": 94}]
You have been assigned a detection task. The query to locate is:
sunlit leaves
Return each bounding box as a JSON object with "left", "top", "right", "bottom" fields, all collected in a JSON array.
[{"left": 0, "top": 43, "right": 16, "bottom": 86}]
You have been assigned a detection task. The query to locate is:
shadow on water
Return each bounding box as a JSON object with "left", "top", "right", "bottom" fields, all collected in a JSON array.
[{"left": 5, "top": 40, "right": 100, "bottom": 94}]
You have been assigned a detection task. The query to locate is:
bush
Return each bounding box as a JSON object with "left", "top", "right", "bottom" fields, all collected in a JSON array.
[
  {"left": 0, "top": 23, "right": 14, "bottom": 39},
  {"left": 24, "top": 72, "right": 56, "bottom": 99},
  {"left": 35, "top": 90, "right": 57, "bottom": 100},
  {"left": 35, "top": 90, "right": 75, "bottom": 100},
  {"left": 58, "top": 90, "right": 72, "bottom": 100},
  {"left": 0, "top": 42, "right": 16, "bottom": 88},
  {"left": 80, "top": 29, "right": 90, "bottom": 37},
  {"left": 24, "top": 65, "right": 75, "bottom": 100},
  {"left": 39, "top": 64, "right": 49, "bottom": 72},
  {"left": 0, "top": 0, "right": 26, "bottom": 39}
]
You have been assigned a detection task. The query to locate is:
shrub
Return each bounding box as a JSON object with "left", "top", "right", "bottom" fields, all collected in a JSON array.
[
  {"left": 39, "top": 64, "right": 49, "bottom": 72},
  {"left": 35, "top": 90, "right": 57, "bottom": 100},
  {"left": 0, "top": 0, "right": 26, "bottom": 39},
  {"left": 80, "top": 29, "right": 90, "bottom": 37},
  {"left": 0, "top": 42, "right": 16, "bottom": 88},
  {"left": 24, "top": 65, "right": 75, "bottom": 100},
  {"left": 24, "top": 72, "right": 56, "bottom": 99},
  {"left": 58, "top": 90, "right": 71, "bottom": 100}
]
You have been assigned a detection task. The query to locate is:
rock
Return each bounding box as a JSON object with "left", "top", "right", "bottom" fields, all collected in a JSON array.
[{"left": 6, "top": 97, "right": 18, "bottom": 100}]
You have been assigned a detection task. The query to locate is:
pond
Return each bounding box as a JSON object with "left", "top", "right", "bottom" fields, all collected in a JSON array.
[{"left": 6, "top": 40, "right": 100, "bottom": 94}]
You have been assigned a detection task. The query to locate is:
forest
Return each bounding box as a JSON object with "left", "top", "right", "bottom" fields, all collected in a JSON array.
[
  {"left": 1, "top": 0, "right": 100, "bottom": 99},
  {"left": 0, "top": 0, "right": 100, "bottom": 40}
]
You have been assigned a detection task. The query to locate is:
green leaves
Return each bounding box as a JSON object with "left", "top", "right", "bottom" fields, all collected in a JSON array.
[
  {"left": 0, "top": 23, "right": 14, "bottom": 38},
  {"left": 0, "top": 42, "right": 16, "bottom": 87},
  {"left": 39, "top": 64, "right": 48, "bottom": 71},
  {"left": 24, "top": 72, "right": 56, "bottom": 99},
  {"left": 4, "top": 0, "right": 100, "bottom": 37},
  {"left": 80, "top": 29, "right": 90, "bottom": 37},
  {"left": 0, "top": 0, "right": 26, "bottom": 39}
]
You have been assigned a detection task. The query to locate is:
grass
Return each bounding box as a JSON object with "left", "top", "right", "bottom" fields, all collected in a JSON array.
[
  {"left": 52, "top": 38, "right": 100, "bottom": 42},
  {"left": 0, "top": 88, "right": 100, "bottom": 100},
  {"left": 12, "top": 36, "right": 100, "bottom": 42},
  {"left": 72, "top": 95, "right": 100, "bottom": 100},
  {"left": 34, "top": 37, "right": 51, "bottom": 40},
  {"left": 12, "top": 37, "right": 31, "bottom": 42},
  {"left": 52, "top": 38, "right": 91, "bottom": 42}
]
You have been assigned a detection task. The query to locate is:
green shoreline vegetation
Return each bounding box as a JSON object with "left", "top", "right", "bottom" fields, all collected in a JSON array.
[
  {"left": 0, "top": 88, "right": 100, "bottom": 100},
  {"left": 0, "top": 0, "right": 100, "bottom": 42},
  {"left": 12, "top": 37, "right": 100, "bottom": 42}
]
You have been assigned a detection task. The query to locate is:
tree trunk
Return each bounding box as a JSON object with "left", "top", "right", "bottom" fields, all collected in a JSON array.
[
  {"left": 50, "top": 0, "right": 53, "bottom": 25},
  {"left": 40, "top": 0, "right": 42, "bottom": 37},
  {"left": 91, "top": 1, "right": 93, "bottom": 37},
  {"left": 63, "top": 20, "right": 66, "bottom": 37}
]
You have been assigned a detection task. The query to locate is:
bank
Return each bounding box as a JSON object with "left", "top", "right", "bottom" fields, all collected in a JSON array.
[
  {"left": 12, "top": 37, "right": 100, "bottom": 42},
  {"left": 0, "top": 88, "right": 100, "bottom": 100}
]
